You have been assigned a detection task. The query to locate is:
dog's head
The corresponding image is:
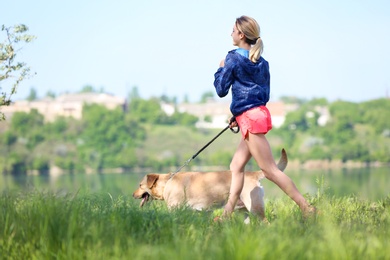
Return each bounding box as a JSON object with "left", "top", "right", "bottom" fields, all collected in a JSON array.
[{"left": 132, "top": 173, "right": 170, "bottom": 207}]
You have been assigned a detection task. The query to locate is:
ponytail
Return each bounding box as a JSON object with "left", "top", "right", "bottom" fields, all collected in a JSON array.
[{"left": 249, "top": 37, "right": 263, "bottom": 63}]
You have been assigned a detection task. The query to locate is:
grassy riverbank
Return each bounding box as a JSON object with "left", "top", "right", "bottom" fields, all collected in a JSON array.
[{"left": 1, "top": 188, "right": 389, "bottom": 259}]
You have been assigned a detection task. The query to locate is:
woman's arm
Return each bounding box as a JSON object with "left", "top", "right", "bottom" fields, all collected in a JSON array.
[{"left": 214, "top": 54, "right": 234, "bottom": 97}]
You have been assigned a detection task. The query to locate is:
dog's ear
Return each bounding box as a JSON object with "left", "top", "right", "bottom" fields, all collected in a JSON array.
[{"left": 146, "top": 174, "right": 159, "bottom": 188}]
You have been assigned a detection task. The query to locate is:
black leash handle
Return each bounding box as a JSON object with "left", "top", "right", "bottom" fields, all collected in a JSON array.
[
  {"left": 229, "top": 116, "right": 240, "bottom": 134},
  {"left": 170, "top": 117, "right": 239, "bottom": 177}
]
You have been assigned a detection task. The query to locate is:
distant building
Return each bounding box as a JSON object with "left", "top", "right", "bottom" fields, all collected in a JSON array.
[{"left": 1, "top": 93, "right": 126, "bottom": 122}]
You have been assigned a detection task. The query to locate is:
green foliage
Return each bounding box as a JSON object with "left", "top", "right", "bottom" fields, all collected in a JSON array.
[
  {"left": 0, "top": 24, "right": 36, "bottom": 120},
  {"left": 45, "top": 90, "right": 56, "bottom": 98},
  {"left": 44, "top": 117, "right": 68, "bottom": 137},
  {"left": 80, "top": 84, "right": 96, "bottom": 93},
  {"left": 54, "top": 156, "right": 77, "bottom": 171},
  {"left": 127, "top": 97, "right": 197, "bottom": 126},
  {"left": 159, "top": 94, "right": 177, "bottom": 104},
  {"left": 360, "top": 98, "right": 390, "bottom": 134},
  {"left": 128, "top": 85, "right": 141, "bottom": 102},
  {"left": 2, "top": 131, "right": 17, "bottom": 146},
  {"left": 329, "top": 100, "right": 361, "bottom": 124},
  {"left": 279, "top": 95, "right": 307, "bottom": 104},
  {"left": 9, "top": 109, "right": 45, "bottom": 150},
  {"left": 200, "top": 91, "right": 215, "bottom": 103},
  {"left": 127, "top": 97, "right": 167, "bottom": 124},
  {"left": 78, "top": 104, "right": 145, "bottom": 169},
  {"left": 26, "top": 87, "right": 37, "bottom": 101},
  {"left": 169, "top": 111, "right": 198, "bottom": 126},
  {"left": 204, "top": 115, "right": 212, "bottom": 123},
  {"left": 11, "top": 109, "right": 44, "bottom": 136}
]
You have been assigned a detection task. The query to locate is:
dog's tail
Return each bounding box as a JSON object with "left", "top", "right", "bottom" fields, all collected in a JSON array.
[
  {"left": 277, "top": 148, "right": 288, "bottom": 172},
  {"left": 257, "top": 148, "right": 288, "bottom": 179}
]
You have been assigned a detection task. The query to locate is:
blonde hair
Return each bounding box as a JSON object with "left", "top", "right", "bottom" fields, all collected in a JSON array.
[{"left": 235, "top": 15, "right": 263, "bottom": 62}]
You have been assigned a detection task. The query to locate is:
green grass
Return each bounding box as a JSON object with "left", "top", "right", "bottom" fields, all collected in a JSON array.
[{"left": 1, "top": 187, "right": 389, "bottom": 260}]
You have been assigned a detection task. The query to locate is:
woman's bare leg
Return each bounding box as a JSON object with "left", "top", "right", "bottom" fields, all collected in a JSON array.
[
  {"left": 245, "top": 132, "right": 312, "bottom": 213},
  {"left": 223, "top": 138, "right": 252, "bottom": 216}
]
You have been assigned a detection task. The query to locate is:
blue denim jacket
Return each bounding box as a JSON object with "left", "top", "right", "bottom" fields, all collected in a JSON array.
[{"left": 214, "top": 49, "right": 270, "bottom": 116}]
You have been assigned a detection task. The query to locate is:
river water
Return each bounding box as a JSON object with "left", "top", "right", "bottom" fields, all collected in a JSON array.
[{"left": 1, "top": 167, "right": 389, "bottom": 201}]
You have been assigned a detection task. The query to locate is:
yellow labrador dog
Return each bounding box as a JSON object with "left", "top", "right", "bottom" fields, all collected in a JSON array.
[{"left": 133, "top": 149, "right": 287, "bottom": 221}]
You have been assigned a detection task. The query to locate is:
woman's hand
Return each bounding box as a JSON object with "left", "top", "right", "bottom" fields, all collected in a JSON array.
[
  {"left": 219, "top": 59, "right": 225, "bottom": 67},
  {"left": 229, "top": 117, "right": 238, "bottom": 128},
  {"left": 228, "top": 116, "right": 240, "bottom": 133}
]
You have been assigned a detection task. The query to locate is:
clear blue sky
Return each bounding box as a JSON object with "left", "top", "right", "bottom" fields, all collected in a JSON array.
[{"left": 2, "top": 0, "right": 390, "bottom": 103}]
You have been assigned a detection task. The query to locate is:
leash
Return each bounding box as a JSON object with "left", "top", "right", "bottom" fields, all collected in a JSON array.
[{"left": 169, "top": 118, "right": 239, "bottom": 178}]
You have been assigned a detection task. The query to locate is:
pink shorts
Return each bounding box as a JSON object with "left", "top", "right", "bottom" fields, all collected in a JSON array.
[{"left": 236, "top": 106, "right": 272, "bottom": 139}]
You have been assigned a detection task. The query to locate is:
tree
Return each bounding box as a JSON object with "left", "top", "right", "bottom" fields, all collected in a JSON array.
[
  {"left": 279, "top": 96, "right": 307, "bottom": 105},
  {"left": 360, "top": 98, "right": 390, "bottom": 134},
  {"left": 80, "top": 85, "right": 96, "bottom": 93},
  {"left": 128, "top": 86, "right": 140, "bottom": 102},
  {"left": 79, "top": 104, "right": 145, "bottom": 169},
  {"left": 45, "top": 90, "right": 56, "bottom": 98},
  {"left": 0, "top": 24, "right": 36, "bottom": 120},
  {"left": 11, "top": 109, "right": 44, "bottom": 136},
  {"left": 183, "top": 94, "right": 189, "bottom": 103},
  {"left": 26, "top": 87, "right": 37, "bottom": 101},
  {"left": 200, "top": 91, "right": 214, "bottom": 103},
  {"left": 127, "top": 97, "right": 167, "bottom": 124},
  {"left": 160, "top": 94, "right": 177, "bottom": 104}
]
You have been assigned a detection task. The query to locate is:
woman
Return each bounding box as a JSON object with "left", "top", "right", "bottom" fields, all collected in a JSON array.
[{"left": 214, "top": 15, "right": 315, "bottom": 219}]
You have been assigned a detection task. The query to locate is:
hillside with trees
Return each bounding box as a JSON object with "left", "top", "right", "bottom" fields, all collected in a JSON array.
[
  {"left": 270, "top": 98, "right": 390, "bottom": 163},
  {"left": 0, "top": 96, "right": 389, "bottom": 175}
]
